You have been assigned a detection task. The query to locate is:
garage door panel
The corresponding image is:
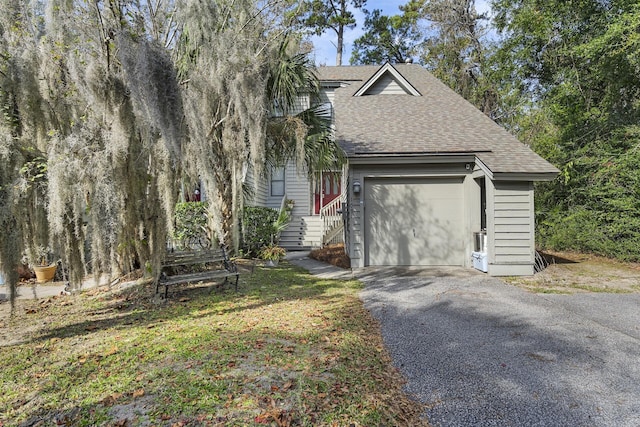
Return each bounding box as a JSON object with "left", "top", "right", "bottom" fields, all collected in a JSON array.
[{"left": 365, "top": 177, "right": 465, "bottom": 266}]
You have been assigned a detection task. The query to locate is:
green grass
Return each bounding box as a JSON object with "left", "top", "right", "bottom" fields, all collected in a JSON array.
[
  {"left": 569, "top": 284, "right": 634, "bottom": 293},
  {"left": 0, "top": 262, "right": 426, "bottom": 426}
]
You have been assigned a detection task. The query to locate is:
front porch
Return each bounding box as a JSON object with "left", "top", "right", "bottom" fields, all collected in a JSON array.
[{"left": 279, "top": 191, "right": 345, "bottom": 250}]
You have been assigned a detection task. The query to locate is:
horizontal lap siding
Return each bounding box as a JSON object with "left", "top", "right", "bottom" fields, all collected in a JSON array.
[
  {"left": 493, "top": 182, "right": 534, "bottom": 264},
  {"left": 245, "top": 167, "right": 268, "bottom": 206},
  {"left": 494, "top": 218, "right": 531, "bottom": 227},
  {"left": 319, "top": 87, "right": 336, "bottom": 125},
  {"left": 280, "top": 163, "right": 314, "bottom": 249},
  {"left": 350, "top": 194, "right": 363, "bottom": 262},
  {"left": 365, "top": 74, "right": 409, "bottom": 95},
  {"left": 285, "top": 162, "right": 311, "bottom": 215},
  {"left": 266, "top": 161, "right": 310, "bottom": 212}
]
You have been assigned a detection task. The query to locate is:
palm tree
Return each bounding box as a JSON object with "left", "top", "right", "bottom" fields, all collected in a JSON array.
[{"left": 265, "top": 40, "right": 345, "bottom": 178}]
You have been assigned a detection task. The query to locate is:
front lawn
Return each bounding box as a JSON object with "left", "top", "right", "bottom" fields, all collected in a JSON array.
[{"left": 0, "top": 262, "right": 427, "bottom": 426}]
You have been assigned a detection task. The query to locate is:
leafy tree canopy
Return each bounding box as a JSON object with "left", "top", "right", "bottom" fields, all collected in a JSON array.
[
  {"left": 350, "top": 2, "right": 423, "bottom": 65},
  {"left": 492, "top": 0, "right": 640, "bottom": 259}
]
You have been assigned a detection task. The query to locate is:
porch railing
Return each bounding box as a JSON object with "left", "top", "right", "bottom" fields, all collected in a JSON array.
[{"left": 320, "top": 193, "right": 346, "bottom": 245}]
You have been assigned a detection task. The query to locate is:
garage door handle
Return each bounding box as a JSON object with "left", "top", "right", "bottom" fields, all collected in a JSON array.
[{"left": 413, "top": 228, "right": 416, "bottom": 237}]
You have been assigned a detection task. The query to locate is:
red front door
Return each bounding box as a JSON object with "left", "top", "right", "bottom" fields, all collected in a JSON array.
[{"left": 314, "top": 172, "right": 341, "bottom": 214}]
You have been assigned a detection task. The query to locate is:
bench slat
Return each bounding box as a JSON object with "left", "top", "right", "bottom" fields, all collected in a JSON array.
[
  {"left": 164, "top": 250, "right": 225, "bottom": 263},
  {"left": 162, "top": 258, "right": 225, "bottom": 267},
  {"left": 155, "top": 247, "right": 239, "bottom": 298},
  {"left": 161, "top": 270, "right": 237, "bottom": 287}
]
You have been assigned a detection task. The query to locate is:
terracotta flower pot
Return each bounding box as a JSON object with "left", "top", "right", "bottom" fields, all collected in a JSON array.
[{"left": 33, "top": 264, "right": 57, "bottom": 283}]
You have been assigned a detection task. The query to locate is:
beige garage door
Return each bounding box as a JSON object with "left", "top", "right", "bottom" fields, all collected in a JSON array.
[{"left": 364, "top": 177, "right": 465, "bottom": 266}]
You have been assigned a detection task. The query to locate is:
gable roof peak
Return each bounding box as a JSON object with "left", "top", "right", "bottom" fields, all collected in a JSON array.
[{"left": 353, "top": 62, "right": 421, "bottom": 97}]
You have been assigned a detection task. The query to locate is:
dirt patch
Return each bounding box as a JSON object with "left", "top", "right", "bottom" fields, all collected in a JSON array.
[
  {"left": 309, "top": 243, "right": 351, "bottom": 269},
  {"left": 505, "top": 250, "right": 640, "bottom": 294}
]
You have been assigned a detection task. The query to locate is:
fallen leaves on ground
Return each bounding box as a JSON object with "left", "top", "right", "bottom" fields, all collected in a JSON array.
[
  {"left": 506, "top": 250, "right": 640, "bottom": 294},
  {"left": 0, "top": 264, "right": 428, "bottom": 426}
]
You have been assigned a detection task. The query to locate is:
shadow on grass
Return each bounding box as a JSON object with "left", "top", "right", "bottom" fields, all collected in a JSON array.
[
  {"left": 540, "top": 251, "right": 579, "bottom": 264},
  {"left": 5, "top": 261, "right": 354, "bottom": 348},
  {"left": 3, "top": 261, "right": 427, "bottom": 426}
]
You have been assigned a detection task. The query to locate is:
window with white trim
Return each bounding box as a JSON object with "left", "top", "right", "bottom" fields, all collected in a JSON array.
[{"left": 270, "top": 167, "right": 285, "bottom": 196}]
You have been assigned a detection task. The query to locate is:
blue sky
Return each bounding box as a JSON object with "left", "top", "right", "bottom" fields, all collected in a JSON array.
[{"left": 309, "top": 0, "right": 492, "bottom": 66}]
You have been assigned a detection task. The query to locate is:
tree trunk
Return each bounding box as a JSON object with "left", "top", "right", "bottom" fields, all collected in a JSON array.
[
  {"left": 336, "top": 26, "right": 344, "bottom": 66},
  {"left": 214, "top": 165, "right": 235, "bottom": 251}
]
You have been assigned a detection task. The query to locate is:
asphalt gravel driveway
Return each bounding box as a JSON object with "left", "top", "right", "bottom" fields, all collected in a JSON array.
[{"left": 358, "top": 267, "right": 640, "bottom": 427}]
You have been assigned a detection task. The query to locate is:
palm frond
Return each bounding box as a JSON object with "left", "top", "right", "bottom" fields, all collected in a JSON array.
[
  {"left": 265, "top": 37, "right": 345, "bottom": 177},
  {"left": 267, "top": 39, "right": 319, "bottom": 115}
]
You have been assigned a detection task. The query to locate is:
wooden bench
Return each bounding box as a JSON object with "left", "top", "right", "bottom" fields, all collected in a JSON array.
[{"left": 155, "top": 246, "right": 239, "bottom": 298}]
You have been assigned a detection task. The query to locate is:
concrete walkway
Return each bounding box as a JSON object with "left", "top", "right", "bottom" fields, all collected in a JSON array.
[
  {"left": 0, "top": 275, "right": 112, "bottom": 301},
  {"left": 285, "top": 250, "right": 354, "bottom": 280}
]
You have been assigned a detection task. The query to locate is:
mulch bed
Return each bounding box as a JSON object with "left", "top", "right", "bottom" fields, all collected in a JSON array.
[{"left": 309, "top": 243, "right": 351, "bottom": 269}]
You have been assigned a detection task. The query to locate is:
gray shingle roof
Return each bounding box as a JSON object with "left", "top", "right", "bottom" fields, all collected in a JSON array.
[{"left": 315, "top": 64, "right": 559, "bottom": 178}]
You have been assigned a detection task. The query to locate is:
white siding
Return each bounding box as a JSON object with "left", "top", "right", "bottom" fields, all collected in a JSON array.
[
  {"left": 250, "top": 161, "right": 312, "bottom": 212},
  {"left": 244, "top": 166, "right": 268, "bottom": 206},
  {"left": 363, "top": 73, "right": 410, "bottom": 96},
  {"left": 273, "top": 94, "right": 310, "bottom": 117},
  {"left": 264, "top": 162, "right": 311, "bottom": 211},
  {"left": 269, "top": 162, "right": 319, "bottom": 249},
  {"left": 319, "top": 86, "right": 336, "bottom": 125},
  {"left": 319, "top": 86, "right": 335, "bottom": 104},
  {"left": 487, "top": 181, "right": 535, "bottom": 275},
  {"left": 292, "top": 93, "right": 310, "bottom": 115},
  {"left": 283, "top": 162, "right": 311, "bottom": 215}
]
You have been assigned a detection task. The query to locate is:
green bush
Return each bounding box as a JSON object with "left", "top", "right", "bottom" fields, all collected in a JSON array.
[
  {"left": 537, "top": 202, "right": 640, "bottom": 261},
  {"left": 535, "top": 136, "right": 640, "bottom": 262},
  {"left": 241, "top": 206, "right": 280, "bottom": 257}
]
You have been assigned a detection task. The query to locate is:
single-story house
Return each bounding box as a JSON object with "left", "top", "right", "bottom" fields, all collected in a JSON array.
[{"left": 252, "top": 62, "right": 559, "bottom": 276}]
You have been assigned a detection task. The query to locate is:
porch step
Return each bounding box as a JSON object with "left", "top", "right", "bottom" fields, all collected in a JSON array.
[{"left": 280, "top": 216, "right": 322, "bottom": 250}]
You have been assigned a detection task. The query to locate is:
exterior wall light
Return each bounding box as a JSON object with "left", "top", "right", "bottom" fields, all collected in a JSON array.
[{"left": 353, "top": 180, "right": 361, "bottom": 194}]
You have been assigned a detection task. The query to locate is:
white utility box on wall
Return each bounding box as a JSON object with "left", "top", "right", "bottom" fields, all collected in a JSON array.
[{"left": 472, "top": 251, "right": 488, "bottom": 273}]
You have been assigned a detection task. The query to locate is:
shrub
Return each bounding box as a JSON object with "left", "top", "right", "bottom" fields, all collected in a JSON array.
[
  {"left": 258, "top": 244, "right": 286, "bottom": 261},
  {"left": 241, "top": 206, "right": 280, "bottom": 256}
]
